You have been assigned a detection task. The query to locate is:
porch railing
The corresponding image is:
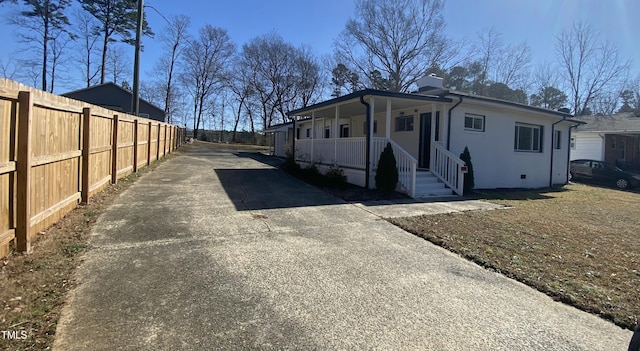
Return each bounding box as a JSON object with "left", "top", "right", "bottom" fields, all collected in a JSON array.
[
  {"left": 385, "top": 140, "right": 417, "bottom": 198},
  {"left": 432, "top": 141, "right": 465, "bottom": 196},
  {"left": 294, "top": 137, "right": 417, "bottom": 197}
]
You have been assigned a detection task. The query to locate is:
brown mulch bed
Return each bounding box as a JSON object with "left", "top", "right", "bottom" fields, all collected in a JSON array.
[{"left": 389, "top": 183, "right": 640, "bottom": 330}]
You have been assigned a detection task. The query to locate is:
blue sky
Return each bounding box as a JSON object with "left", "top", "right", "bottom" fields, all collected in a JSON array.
[{"left": 0, "top": 0, "right": 638, "bottom": 94}]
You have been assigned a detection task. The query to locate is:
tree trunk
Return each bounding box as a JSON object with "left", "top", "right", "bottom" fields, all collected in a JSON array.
[
  {"left": 100, "top": 28, "right": 108, "bottom": 84},
  {"left": 42, "top": 19, "right": 49, "bottom": 91}
]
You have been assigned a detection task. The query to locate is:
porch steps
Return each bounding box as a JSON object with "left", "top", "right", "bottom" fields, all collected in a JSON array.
[{"left": 413, "top": 170, "right": 455, "bottom": 197}]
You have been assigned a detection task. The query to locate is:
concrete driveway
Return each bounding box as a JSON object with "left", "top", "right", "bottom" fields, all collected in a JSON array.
[{"left": 54, "top": 142, "right": 632, "bottom": 350}]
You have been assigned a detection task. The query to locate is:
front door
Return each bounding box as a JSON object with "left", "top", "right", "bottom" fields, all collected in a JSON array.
[{"left": 419, "top": 112, "right": 439, "bottom": 169}]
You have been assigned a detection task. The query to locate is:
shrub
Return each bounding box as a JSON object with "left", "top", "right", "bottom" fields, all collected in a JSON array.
[
  {"left": 375, "top": 142, "right": 399, "bottom": 194},
  {"left": 459, "top": 146, "right": 475, "bottom": 194},
  {"left": 282, "top": 153, "right": 300, "bottom": 173},
  {"left": 325, "top": 166, "right": 347, "bottom": 187},
  {"left": 299, "top": 163, "right": 322, "bottom": 183}
]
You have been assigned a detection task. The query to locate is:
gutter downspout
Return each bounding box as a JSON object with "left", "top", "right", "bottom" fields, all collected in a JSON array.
[
  {"left": 549, "top": 117, "right": 566, "bottom": 187},
  {"left": 360, "top": 95, "right": 371, "bottom": 189},
  {"left": 447, "top": 96, "right": 463, "bottom": 150}
]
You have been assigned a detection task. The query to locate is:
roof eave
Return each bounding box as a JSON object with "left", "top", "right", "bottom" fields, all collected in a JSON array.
[{"left": 287, "top": 89, "right": 452, "bottom": 117}]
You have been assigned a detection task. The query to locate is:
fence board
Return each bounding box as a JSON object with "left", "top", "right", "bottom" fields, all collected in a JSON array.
[{"left": 0, "top": 78, "right": 183, "bottom": 256}]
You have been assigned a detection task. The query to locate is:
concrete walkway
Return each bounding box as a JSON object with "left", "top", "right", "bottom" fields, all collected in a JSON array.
[{"left": 54, "top": 142, "right": 632, "bottom": 350}]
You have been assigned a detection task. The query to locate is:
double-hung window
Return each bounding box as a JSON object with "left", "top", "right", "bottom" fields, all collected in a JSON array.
[
  {"left": 464, "top": 113, "right": 485, "bottom": 132},
  {"left": 514, "top": 123, "right": 543, "bottom": 152}
]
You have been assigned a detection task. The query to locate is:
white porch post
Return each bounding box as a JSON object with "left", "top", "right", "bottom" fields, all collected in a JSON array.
[
  {"left": 368, "top": 97, "right": 375, "bottom": 188},
  {"left": 311, "top": 111, "right": 315, "bottom": 162},
  {"left": 385, "top": 99, "right": 391, "bottom": 140},
  {"left": 441, "top": 103, "right": 448, "bottom": 148},
  {"left": 334, "top": 106, "right": 339, "bottom": 164},
  {"left": 430, "top": 104, "right": 437, "bottom": 170}
]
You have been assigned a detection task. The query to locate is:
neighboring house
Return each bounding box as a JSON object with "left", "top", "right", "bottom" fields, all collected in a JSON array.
[
  {"left": 281, "top": 75, "right": 582, "bottom": 198},
  {"left": 62, "top": 82, "right": 166, "bottom": 122},
  {"left": 265, "top": 122, "right": 294, "bottom": 157},
  {"left": 570, "top": 113, "right": 640, "bottom": 171}
]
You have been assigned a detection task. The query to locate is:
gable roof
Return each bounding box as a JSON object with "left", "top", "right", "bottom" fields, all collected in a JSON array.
[
  {"left": 573, "top": 113, "right": 640, "bottom": 133},
  {"left": 62, "top": 82, "right": 165, "bottom": 120}
]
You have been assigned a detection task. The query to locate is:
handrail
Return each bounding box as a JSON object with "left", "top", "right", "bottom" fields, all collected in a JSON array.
[
  {"left": 385, "top": 139, "right": 418, "bottom": 198},
  {"left": 431, "top": 141, "right": 465, "bottom": 195}
]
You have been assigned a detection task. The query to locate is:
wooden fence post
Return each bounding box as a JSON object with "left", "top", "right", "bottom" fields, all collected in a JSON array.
[
  {"left": 111, "top": 115, "right": 119, "bottom": 184},
  {"left": 133, "top": 119, "right": 139, "bottom": 172},
  {"left": 147, "top": 121, "right": 152, "bottom": 166},
  {"left": 81, "top": 107, "right": 91, "bottom": 203},
  {"left": 163, "top": 125, "right": 168, "bottom": 156},
  {"left": 156, "top": 122, "right": 161, "bottom": 161},
  {"left": 16, "top": 91, "right": 32, "bottom": 252}
]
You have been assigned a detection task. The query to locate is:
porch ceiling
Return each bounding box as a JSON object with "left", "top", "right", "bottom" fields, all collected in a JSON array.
[{"left": 288, "top": 89, "right": 451, "bottom": 119}]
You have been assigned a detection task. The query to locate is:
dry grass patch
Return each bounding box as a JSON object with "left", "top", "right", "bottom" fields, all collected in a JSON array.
[
  {"left": 0, "top": 150, "right": 179, "bottom": 351},
  {"left": 389, "top": 183, "right": 640, "bottom": 330}
]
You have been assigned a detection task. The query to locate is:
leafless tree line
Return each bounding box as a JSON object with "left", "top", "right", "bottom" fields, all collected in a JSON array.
[{"left": 1, "top": 0, "right": 638, "bottom": 140}]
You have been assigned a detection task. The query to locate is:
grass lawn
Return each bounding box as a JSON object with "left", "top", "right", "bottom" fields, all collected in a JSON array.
[{"left": 389, "top": 183, "right": 640, "bottom": 330}]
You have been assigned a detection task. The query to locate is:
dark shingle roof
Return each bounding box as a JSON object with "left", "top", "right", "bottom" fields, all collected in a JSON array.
[{"left": 574, "top": 113, "right": 640, "bottom": 132}]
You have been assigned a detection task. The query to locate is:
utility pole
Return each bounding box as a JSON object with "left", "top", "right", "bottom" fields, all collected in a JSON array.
[{"left": 131, "top": 0, "right": 144, "bottom": 116}]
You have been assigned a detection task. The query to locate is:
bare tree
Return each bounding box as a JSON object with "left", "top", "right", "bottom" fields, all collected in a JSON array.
[
  {"left": 8, "top": 0, "right": 72, "bottom": 91},
  {"left": 0, "top": 58, "right": 17, "bottom": 79},
  {"left": 334, "top": 0, "right": 454, "bottom": 92},
  {"left": 154, "top": 14, "right": 191, "bottom": 124},
  {"left": 105, "top": 43, "right": 131, "bottom": 84},
  {"left": 470, "top": 27, "right": 531, "bottom": 92},
  {"left": 292, "top": 45, "right": 323, "bottom": 109},
  {"left": 180, "top": 24, "right": 235, "bottom": 139},
  {"left": 48, "top": 26, "right": 72, "bottom": 92},
  {"left": 240, "top": 33, "right": 297, "bottom": 129},
  {"left": 555, "top": 22, "right": 630, "bottom": 115},
  {"left": 73, "top": 9, "right": 101, "bottom": 87}
]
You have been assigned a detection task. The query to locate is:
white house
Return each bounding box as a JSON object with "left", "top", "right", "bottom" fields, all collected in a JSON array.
[
  {"left": 274, "top": 75, "right": 581, "bottom": 198},
  {"left": 570, "top": 113, "right": 640, "bottom": 170}
]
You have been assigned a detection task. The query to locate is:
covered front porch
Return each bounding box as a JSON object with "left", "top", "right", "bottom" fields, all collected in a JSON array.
[{"left": 288, "top": 90, "right": 467, "bottom": 197}]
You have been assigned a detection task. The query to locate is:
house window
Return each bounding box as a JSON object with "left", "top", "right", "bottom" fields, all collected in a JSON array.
[
  {"left": 325, "top": 127, "right": 330, "bottom": 138},
  {"left": 464, "top": 113, "right": 485, "bottom": 132},
  {"left": 296, "top": 128, "right": 300, "bottom": 139},
  {"left": 514, "top": 123, "right": 543, "bottom": 152},
  {"left": 570, "top": 136, "right": 576, "bottom": 150},
  {"left": 363, "top": 121, "right": 378, "bottom": 135},
  {"left": 395, "top": 115, "right": 414, "bottom": 132},
  {"left": 611, "top": 136, "right": 616, "bottom": 150},
  {"left": 621, "top": 138, "right": 626, "bottom": 160},
  {"left": 554, "top": 130, "right": 562, "bottom": 149},
  {"left": 306, "top": 128, "right": 311, "bottom": 138},
  {"left": 340, "top": 124, "right": 350, "bottom": 138}
]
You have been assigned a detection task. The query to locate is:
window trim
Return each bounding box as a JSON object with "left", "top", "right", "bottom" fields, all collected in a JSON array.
[
  {"left": 306, "top": 128, "right": 311, "bottom": 138},
  {"left": 514, "top": 123, "right": 543, "bottom": 153},
  {"left": 395, "top": 115, "right": 414, "bottom": 132},
  {"left": 464, "top": 113, "right": 485, "bottom": 132},
  {"left": 363, "top": 120, "right": 378, "bottom": 135},
  {"left": 554, "top": 130, "right": 561, "bottom": 150},
  {"left": 340, "top": 124, "right": 350, "bottom": 138}
]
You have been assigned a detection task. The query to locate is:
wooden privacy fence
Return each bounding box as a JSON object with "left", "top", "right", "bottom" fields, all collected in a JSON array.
[{"left": 0, "top": 79, "right": 186, "bottom": 257}]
